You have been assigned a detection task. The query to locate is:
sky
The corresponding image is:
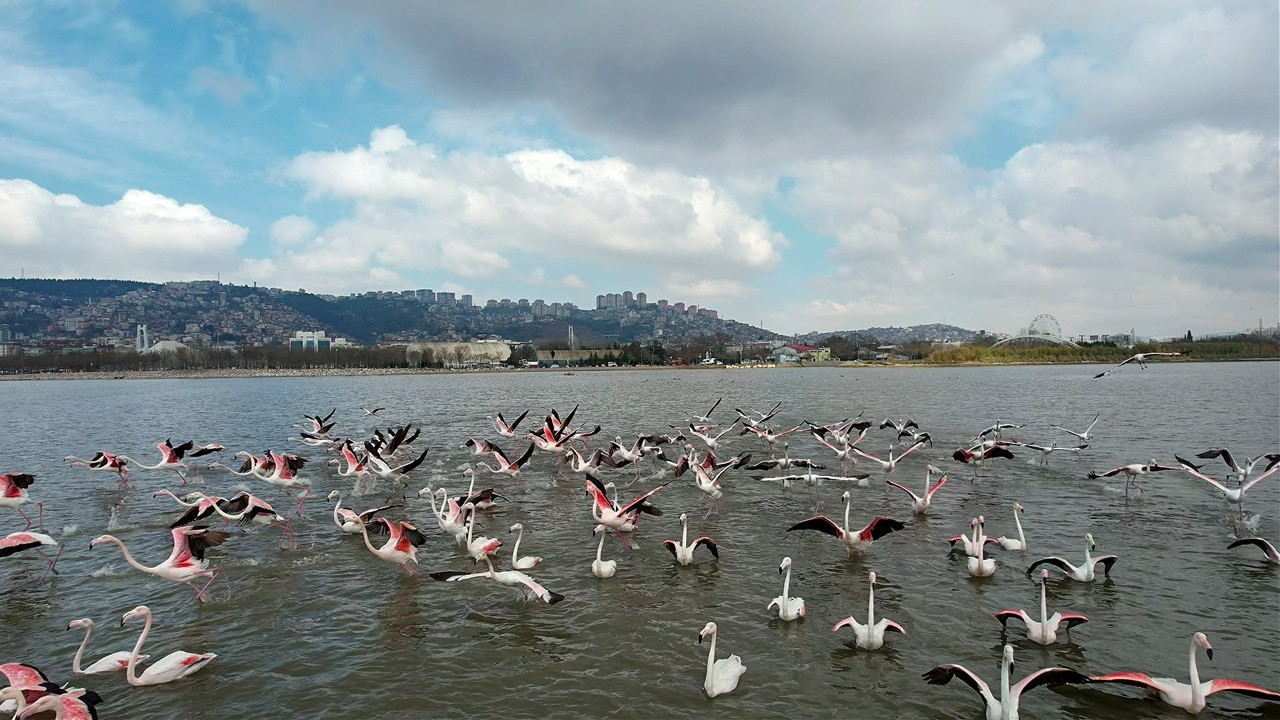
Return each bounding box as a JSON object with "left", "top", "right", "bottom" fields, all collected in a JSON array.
[{"left": 0, "top": 1, "right": 1276, "bottom": 337}]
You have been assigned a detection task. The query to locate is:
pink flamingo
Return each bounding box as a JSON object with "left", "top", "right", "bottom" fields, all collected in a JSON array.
[
  {"left": 90, "top": 526, "right": 228, "bottom": 603},
  {"left": 353, "top": 517, "right": 427, "bottom": 575},
  {"left": 64, "top": 452, "right": 131, "bottom": 488},
  {"left": 786, "top": 491, "right": 905, "bottom": 554},
  {"left": 492, "top": 409, "right": 530, "bottom": 438},
  {"left": 0, "top": 531, "right": 61, "bottom": 576},
  {"left": 120, "top": 605, "right": 216, "bottom": 686},
  {"left": 995, "top": 569, "right": 1087, "bottom": 645},
  {"left": 0, "top": 662, "right": 55, "bottom": 716},
  {"left": 118, "top": 439, "right": 222, "bottom": 487},
  {"left": 211, "top": 492, "right": 295, "bottom": 550},
  {"left": 0, "top": 473, "right": 40, "bottom": 531},
  {"left": 15, "top": 689, "right": 104, "bottom": 720}
]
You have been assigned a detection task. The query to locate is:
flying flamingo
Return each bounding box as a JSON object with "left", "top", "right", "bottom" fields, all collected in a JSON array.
[
  {"left": 303, "top": 408, "right": 336, "bottom": 434},
  {"left": 698, "top": 622, "right": 746, "bottom": 698},
  {"left": 120, "top": 605, "right": 216, "bottom": 686},
  {"left": 585, "top": 474, "right": 666, "bottom": 549},
  {"left": 832, "top": 571, "right": 904, "bottom": 649},
  {"left": 739, "top": 424, "right": 804, "bottom": 454},
  {"left": 1176, "top": 453, "right": 1277, "bottom": 505},
  {"left": 852, "top": 441, "right": 927, "bottom": 479},
  {"left": 663, "top": 513, "right": 719, "bottom": 565},
  {"left": 1026, "top": 533, "right": 1117, "bottom": 582},
  {"left": 1050, "top": 413, "right": 1100, "bottom": 442},
  {"left": 1088, "top": 632, "right": 1280, "bottom": 713},
  {"left": 995, "top": 569, "right": 1087, "bottom": 645},
  {"left": 90, "top": 526, "right": 228, "bottom": 602},
  {"left": 786, "top": 491, "right": 905, "bottom": 554},
  {"left": 0, "top": 473, "right": 40, "bottom": 531},
  {"left": 1227, "top": 537, "right": 1279, "bottom": 565},
  {"left": 353, "top": 516, "right": 427, "bottom": 575},
  {"left": 591, "top": 524, "right": 617, "bottom": 578},
  {"left": 508, "top": 523, "right": 542, "bottom": 570},
  {"left": 429, "top": 555, "right": 565, "bottom": 604},
  {"left": 1092, "top": 351, "right": 1182, "bottom": 378},
  {"left": 475, "top": 443, "right": 536, "bottom": 478},
  {"left": 1011, "top": 441, "right": 1088, "bottom": 468},
  {"left": 734, "top": 401, "right": 782, "bottom": 429},
  {"left": 996, "top": 503, "right": 1028, "bottom": 551},
  {"left": 255, "top": 452, "right": 313, "bottom": 515},
  {"left": 923, "top": 644, "right": 1088, "bottom": 719},
  {"left": 327, "top": 490, "right": 397, "bottom": 534},
  {"left": 14, "top": 690, "right": 105, "bottom": 720},
  {"left": 952, "top": 441, "right": 1016, "bottom": 476},
  {"left": 687, "top": 396, "right": 723, "bottom": 425},
  {"left": 64, "top": 452, "right": 131, "bottom": 487},
  {"left": 1087, "top": 459, "right": 1180, "bottom": 494},
  {"left": 68, "top": 618, "right": 148, "bottom": 674},
  {"left": 211, "top": 492, "right": 295, "bottom": 550},
  {"left": 1194, "top": 448, "right": 1280, "bottom": 483},
  {"left": 118, "top": 439, "right": 221, "bottom": 486},
  {"left": 492, "top": 409, "right": 530, "bottom": 438},
  {"left": 687, "top": 421, "right": 739, "bottom": 451},
  {"left": 885, "top": 464, "right": 948, "bottom": 515},
  {"left": 744, "top": 441, "right": 824, "bottom": 471},
  {"left": 768, "top": 556, "right": 805, "bottom": 621},
  {"left": 0, "top": 531, "right": 61, "bottom": 576}
]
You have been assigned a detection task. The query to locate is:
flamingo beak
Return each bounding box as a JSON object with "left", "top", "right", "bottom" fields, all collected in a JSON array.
[{"left": 697, "top": 632, "right": 704, "bottom": 644}]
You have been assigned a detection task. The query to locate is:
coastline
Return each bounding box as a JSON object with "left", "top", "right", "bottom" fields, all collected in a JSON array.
[{"left": 0, "top": 356, "right": 1273, "bottom": 382}]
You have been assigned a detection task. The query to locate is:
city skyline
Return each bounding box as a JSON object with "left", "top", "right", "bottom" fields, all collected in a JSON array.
[{"left": 0, "top": 3, "right": 1275, "bottom": 336}]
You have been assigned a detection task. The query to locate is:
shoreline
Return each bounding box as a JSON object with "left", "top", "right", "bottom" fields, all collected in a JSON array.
[{"left": 0, "top": 356, "right": 1273, "bottom": 382}]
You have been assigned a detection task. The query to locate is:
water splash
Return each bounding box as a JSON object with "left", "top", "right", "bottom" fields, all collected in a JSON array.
[
  {"left": 60, "top": 524, "right": 79, "bottom": 537},
  {"left": 90, "top": 564, "right": 119, "bottom": 578},
  {"left": 105, "top": 506, "right": 124, "bottom": 531},
  {"left": 1241, "top": 513, "right": 1263, "bottom": 533}
]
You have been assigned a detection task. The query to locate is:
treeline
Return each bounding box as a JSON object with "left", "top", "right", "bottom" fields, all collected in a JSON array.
[
  {"left": 0, "top": 346, "right": 439, "bottom": 373},
  {"left": 927, "top": 337, "right": 1279, "bottom": 364}
]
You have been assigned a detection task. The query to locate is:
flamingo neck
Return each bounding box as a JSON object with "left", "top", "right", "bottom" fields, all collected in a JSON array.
[
  {"left": 1014, "top": 510, "right": 1025, "bottom": 544},
  {"left": 595, "top": 533, "right": 605, "bottom": 561},
  {"left": 999, "top": 651, "right": 1012, "bottom": 710},
  {"left": 704, "top": 631, "right": 717, "bottom": 684},
  {"left": 126, "top": 612, "right": 152, "bottom": 684},
  {"left": 332, "top": 495, "right": 344, "bottom": 528},
  {"left": 842, "top": 498, "right": 851, "bottom": 532},
  {"left": 357, "top": 521, "right": 381, "bottom": 556},
  {"left": 781, "top": 567, "right": 791, "bottom": 601},
  {"left": 104, "top": 536, "right": 153, "bottom": 575},
  {"left": 867, "top": 581, "right": 876, "bottom": 624},
  {"left": 71, "top": 623, "right": 93, "bottom": 674},
  {"left": 681, "top": 517, "right": 689, "bottom": 547},
  {"left": 1039, "top": 582, "right": 1048, "bottom": 622},
  {"left": 1188, "top": 640, "right": 1203, "bottom": 705},
  {"left": 512, "top": 528, "right": 524, "bottom": 561}
]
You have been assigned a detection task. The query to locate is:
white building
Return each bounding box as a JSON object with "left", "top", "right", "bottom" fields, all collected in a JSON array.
[{"left": 289, "top": 330, "right": 355, "bottom": 350}]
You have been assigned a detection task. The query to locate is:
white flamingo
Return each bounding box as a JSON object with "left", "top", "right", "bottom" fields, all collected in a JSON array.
[
  {"left": 923, "top": 644, "right": 1087, "bottom": 719},
  {"left": 120, "top": 605, "right": 216, "bottom": 686},
  {"left": 832, "top": 571, "right": 904, "bottom": 649},
  {"left": 968, "top": 520, "right": 997, "bottom": 578},
  {"left": 1026, "top": 533, "right": 1117, "bottom": 582},
  {"left": 591, "top": 524, "right": 617, "bottom": 578},
  {"left": 767, "top": 556, "right": 805, "bottom": 621},
  {"left": 662, "top": 513, "right": 719, "bottom": 565},
  {"left": 995, "top": 569, "right": 1088, "bottom": 645},
  {"left": 698, "top": 622, "right": 746, "bottom": 698},
  {"left": 996, "top": 503, "right": 1027, "bottom": 551},
  {"left": 885, "top": 464, "right": 948, "bottom": 515},
  {"left": 68, "top": 618, "right": 148, "bottom": 674},
  {"left": 509, "top": 523, "right": 542, "bottom": 570}
]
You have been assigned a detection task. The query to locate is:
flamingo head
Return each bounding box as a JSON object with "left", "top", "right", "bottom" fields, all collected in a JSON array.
[
  {"left": 66, "top": 618, "right": 93, "bottom": 631},
  {"left": 1085, "top": 532, "right": 1096, "bottom": 550},
  {"left": 841, "top": 490, "right": 852, "bottom": 503},
  {"left": 184, "top": 492, "right": 206, "bottom": 501},
  {"left": 978, "top": 515, "right": 986, "bottom": 527},
  {"left": 1040, "top": 568, "right": 1050, "bottom": 583},
  {"left": 698, "top": 621, "right": 717, "bottom": 644},
  {"left": 604, "top": 481, "right": 617, "bottom": 491},
  {"left": 779, "top": 556, "right": 792, "bottom": 574},
  {"left": 1014, "top": 502, "right": 1024, "bottom": 512},
  {"left": 679, "top": 512, "right": 689, "bottom": 522},
  {"left": 869, "top": 570, "right": 878, "bottom": 585},
  {"left": 234, "top": 451, "right": 250, "bottom": 459},
  {"left": 1002, "top": 644, "right": 1015, "bottom": 667},
  {"left": 509, "top": 523, "right": 523, "bottom": 533},
  {"left": 463, "top": 467, "right": 474, "bottom": 477},
  {"left": 120, "top": 605, "right": 151, "bottom": 627},
  {"left": 970, "top": 517, "right": 979, "bottom": 528},
  {"left": 16, "top": 694, "right": 61, "bottom": 718},
  {"left": 1194, "top": 632, "right": 1213, "bottom": 660},
  {"left": 0, "top": 687, "right": 22, "bottom": 706},
  {"left": 592, "top": 524, "right": 608, "bottom": 536},
  {"left": 88, "top": 535, "right": 112, "bottom": 549},
  {"left": 327, "top": 490, "right": 341, "bottom": 501}
]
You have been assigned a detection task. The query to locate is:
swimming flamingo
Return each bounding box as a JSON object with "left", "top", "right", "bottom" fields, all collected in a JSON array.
[
  {"left": 995, "top": 569, "right": 1087, "bottom": 645},
  {"left": 14, "top": 690, "right": 104, "bottom": 720},
  {"left": 120, "top": 605, "right": 216, "bottom": 686},
  {"left": 1026, "top": 533, "right": 1117, "bottom": 582},
  {"left": 996, "top": 503, "right": 1028, "bottom": 551},
  {"left": 1227, "top": 537, "right": 1279, "bottom": 565},
  {"left": 68, "top": 618, "right": 148, "bottom": 674},
  {"left": 0, "top": 531, "right": 61, "bottom": 576},
  {"left": 429, "top": 555, "right": 565, "bottom": 604},
  {"left": 90, "top": 527, "right": 228, "bottom": 602},
  {"left": 768, "top": 556, "right": 805, "bottom": 621},
  {"left": 698, "top": 622, "right": 746, "bottom": 698},
  {"left": 64, "top": 452, "right": 131, "bottom": 487},
  {"left": 968, "top": 520, "right": 997, "bottom": 577},
  {"left": 1088, "top": 632, "right": 1280, "bottom": 713},
  {"left": 461, "top": 503, "right": 501, "bottom": 563},
  {"left": 787, "top": 491, "right": 905, "bottom": 554},
  {"left": 1092, "top": 351, "right": 1182, "bottom": 378},
  {"left": 832, "top": 571, "right": 903, "bottom": 649},
  {"left": 663, "top": 513, "right": 719, "bottom": 565},
  {"left": 885, "top": 464, "right": 948, "bottom": 515},
  {"left": 923, "top": 644, "right": 1087, "bottom": 719},
  {"left": 0, "top": 473, "right": 40, "bottom": 531},
  {"left": 591, "top": 524, "right": 617, "bottom": 578},
  {"left": 949, "top": 517, "right": 996, "bottom": 558},
  {"left": 327, "top": 490, "right": 397, "bottom": 534},
  {"left": 353, "top": 517, "right": 427, "bottom": 575},
  {"left": 509, "top": 523, "right": 542, "bottom": 570}
]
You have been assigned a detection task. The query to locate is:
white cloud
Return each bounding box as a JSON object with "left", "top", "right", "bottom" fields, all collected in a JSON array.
[
  {"left": 0, "top": 178, "right": 246, "bottom": 281},
  {"left": 562, "top": 273, "right": 585, "bottom": 289},
  {"left": 268, "top": 214, "right": 315, "bottom": 246}
]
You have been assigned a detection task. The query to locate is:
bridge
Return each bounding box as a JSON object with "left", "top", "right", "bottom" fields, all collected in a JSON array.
[{"left": 991, "top": 314, "right": 1081, "bottom": 348}]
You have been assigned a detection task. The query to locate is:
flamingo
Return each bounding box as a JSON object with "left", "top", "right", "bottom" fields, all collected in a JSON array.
[
  {"left": 585, "top": 474, "right": 665, "bottom": 548},
  {"left": 591, "top": 524, "right": 617, "bottom": 578},
  {"left": 303, "top": 408, "right": 336, "bottom": 434},
  {"left": 662, "top": 513, "right": 719, "bottom": 566},
  {"left": 14, "top": 690, "right": 104, "bottom": 720},
  {"left": 1026, "top": 533, "right": 1117, "bottom": 582},
  {"left": 0, "top": 530, "right": 61, "bottom": 576},
  {"left": 352, "top": 516, "right": 427, "bottom": 575},
  {"left": 949, "top": 517, "right": 997, "bottom": 558},
  {"left": 1011, "top": 441, "right": 1088, "bottom": 468},
  {"left": 64, "top": 452, "right": 131, "bottom": 487},
  {"left": 1050, "top": 413, "right": 1100, "bottom": 442},
  {"left": 1, "top": 663, "right": 52, "bottom": 714},
  {"left": 976, "top": 420, "right": 1023, "bottom": 440},
  {"left": 687, "top": 421, "right": 738, "bottom": 451},
  {"left": 1227, "top": 537, "right": 1279, "bottom": 565},
  {"left": 1088, "top": 632, "right": 1280, "bottom": 713},
  {"left": 744, "top": 442, "right": 824, "bottom": 471},
  {"left": 734, "top": 401, "right": 782, "bottom": 429},
  {"left": 475, "top": 443, "right": 535, "bottom": 478},
  {"left": 418, "top": 487, "right": 467, "bottom": 545},
  {"left": 995, "top": 569, "right": 1087, "bottom": 645},
  {"left": 1176, "top": 453, "right": 1277, "bottom": 504},
  {"left": 1092, "top": 351, "right": 1182, "bottom": 378},
  {"left": 509, "top": 523, "right": 542, "bottom": 570},
  {"left": 1087, "top": 459, "right": 1179, "bottom": 493},
  {"left": 687, "top": 396, "right": 723, "bottom": 425},
  {"left": 118, "top": 439, "right": 217, "bottom": 486},
  {"left": 739, "top": 424, "right": 804, "bottom": 454},
  {"left": 120, "top": 605, "right": 216, "bottom": 686},
  {"left": 0, "top": 473, "right": 40, "bottom": 531},
  {"left": 362, "top": 406, "right": 385, "bottom": 416},
  {"left": 492, "top": 409, "right": 529, "bottom": 438},
  {"left": 768, "top": 556, "right": 806, "bottom": 621},
  {"left": 786, "top": 491, "right": 905, "bottom": 554},
  {"left": 697, "top": 622, "right": 746, "bottom": 698},
  {"left": 809, "top": 425, "right": 870, "bottom": 467},
  {"left": 212, "top": 492, "right": 296, "bottom": 550},
  {"left": 923, "top": 644, "right": 1087, "bottom": 719},
  {"left": 453, "top": 468, "right": 506, "bottom": 510},
  {"left": 996, "top": 503, "right": 1027, "bottom": 551},
  {"left": 880, "top": 418, "right": 918, "bottom": 435},
  {"left": 327, "top": 490, "right": 397, "bottom": 534},
  {"left": 832, "top": 571, "right": 904, "bottom": 649},
  {"left": 885, "top": 464, "right": 948, "bottom": 515},
  {"left": 461, "top": 503, "right": 501, "bottom": 563},
  {"left": 952, "top": 441, "right": 1016, "bottom": 474},
  {"left": 162, "top": 492, "right": 224, "bottom": 528},
  {"left": 430, "top": 555, "right": 565, "bottom": 604},
  {"left": 852, "top": 441, "right": 926, "bottom": 479},
  {"left": 90, "top": 527, "right": 228, "bottom": 602},
  {"left": 68, "top": 618, "right": 148, "bottom": 674},
  {"left": 248, "top": 452, "right": 312, "bottom": 515},
  {"left": 1194, "top": 448, "right": 1280, "bottom": 483},
  {"left": 968, "top": 520, "right": 997, "bottom": 577}
]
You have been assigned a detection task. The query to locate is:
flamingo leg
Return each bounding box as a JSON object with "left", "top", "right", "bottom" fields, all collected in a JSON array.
[
  {"left": 37, "top": 544, "right": 63, "bottom": 578},
  {"left": 174, "top": 468, "right": 188, "bottom": 487},
  {"left": 17, "top": 506, "right": 32, "bottom": 531},
  {"left": 193, "top": 567, "right": 222, "bottom": 603}
]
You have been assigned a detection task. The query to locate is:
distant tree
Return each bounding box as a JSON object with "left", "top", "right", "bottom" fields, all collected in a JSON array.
[{"left": 1185, "top": 330, "right": 1193, "bottom": 342}]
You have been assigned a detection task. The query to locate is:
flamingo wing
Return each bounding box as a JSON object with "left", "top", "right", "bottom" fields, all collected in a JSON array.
[
  {"left": 1205, "top": 679, "right": 1280, "bottom": 701},
  {"left": 1058, "top": 613, "right": 1089, "bottom": 630},
  {"left": 787, "top": 516, "right": 844, "bottom": 539},
  {"left": 1089, "top": 671, "right": 1161, "bottom": 691},
  {"left": 1195, "top": 448, "right": 1239, "bottom": 473},
  {"left": 357, "top": 505, "right": 400, "bottom": 522},
  {"left": 182, "top": 526, "right": 230, "bottom": 562},
  {"left": 619, "top": 483, "right": 668, "bottom": 516},
  {"left": 927, "top": 475, "right": 949, "bottom": 496},
  {"left": 0, "top": 662, "right": 50, "bottom": 688},
  {"left": 860, "top": 516, "right": 905, "bottom": 542},
  {"left": 884, "top": 480, "right": 919, "bottom": 501},
  {"left": 1013, "top": 667, "right": 1089, "bottom": 696},
  {"left": 994, "top": 609, "right": 1028, "bottom": 628},
  {"left": 511, "top": 443, "right": 536, "bottom": 469},
  {"left": 1026, "top": 556, "right": 1075, "bottom": 576},
  {"left": 502, "top": 570, "right": 566, "bottom": 604},
  {"left": 693, "top": 537, "right": 719, "bottom": 558},
  {"left": 583, "top": 474, "right": 616, "bottom": 512},
  {"left": 922, "top": 664, "right": 996, "bottom": 706},
  {"left": 1093, "top": 555, "right": 1119, "bottom": 577}
]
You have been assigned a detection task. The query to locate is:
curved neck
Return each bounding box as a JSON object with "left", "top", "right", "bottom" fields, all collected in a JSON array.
[
  {"left": 156, "top": 490, "right": 194, "bottom": 507},
  {"left": 1014, "top": 510, "right": 1025, "bottom": 544},
  {"left": 704, "top": 631, "right": 717, "bottom": 683},
  {"left": 126, "top": 612, "right": 152, "bottom": 684},
  {"left": 357, "top": 521, "right": 380, "bottom": 556},
  {"left": 1188, "top": 640, "right": 1203, "bottom": 704},
  {"left": 332, "top": 495, "right": 344, "bottom": 527},
  {"left": 103, "top": 536, "right": 153, "bottom": 574},
  {"left": 512, "top": 528, "right": 524, "bottom": 559},
  {"left": 71, "top": 624, "right": 93, "bottom": 674},
  {"left": 426, "top": 491, "right": 443, "bottom": 528},
  {"left": 595, "top": 532, "right": 605, "bottom": 561},
  {"left": 1082, "top": 539, "right": 1092, "bottom": 567}
]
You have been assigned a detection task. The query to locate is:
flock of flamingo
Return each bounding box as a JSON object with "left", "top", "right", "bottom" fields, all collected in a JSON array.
[{"left": 1, "top": 367, "right": 1278, "bottom": 718}]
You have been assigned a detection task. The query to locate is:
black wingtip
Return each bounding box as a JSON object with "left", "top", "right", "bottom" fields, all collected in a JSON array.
[{"left": 547, "top": 591, "right": 566, "bottom": 605}]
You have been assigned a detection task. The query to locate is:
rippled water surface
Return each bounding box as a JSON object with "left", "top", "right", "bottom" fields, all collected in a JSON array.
[{"left": 1, "top": 362, "right": 1278, "bottom": 719}]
